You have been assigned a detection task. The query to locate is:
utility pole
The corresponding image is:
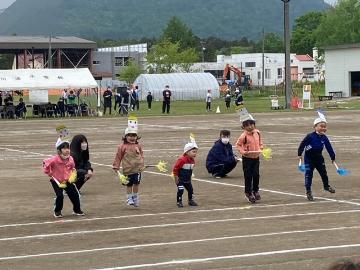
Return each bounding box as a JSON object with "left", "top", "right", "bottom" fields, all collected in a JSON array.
[
  {"left": 282, "top": 0, "right": 291, "bottom": 109},
  {"left": 262, "top": 28, "right": 265, "bottom": 90},
  {"left": 48, "top": 35, "right": 52, "bottom": 69}
]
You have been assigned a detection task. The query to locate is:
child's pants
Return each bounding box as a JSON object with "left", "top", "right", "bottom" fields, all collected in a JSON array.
[
  {"left": 177, "top": 181, "right": 194, "bottom": 202},
  {"left": 304, "top": 155, "right": 329, "bottom": 191},
  {"left": 242, "top": 157, "right": 260, "bottom": 194},
  {"left": 50, "top": 179, "right": 81, "bottom": 213}
]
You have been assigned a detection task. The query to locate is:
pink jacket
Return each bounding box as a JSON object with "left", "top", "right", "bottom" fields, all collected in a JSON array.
[
  {"left": 43, "top": 155, "right": 75, "bottom": 183},
  {"left": 236, "top": 129, "right": 263, "bottom": 159}
]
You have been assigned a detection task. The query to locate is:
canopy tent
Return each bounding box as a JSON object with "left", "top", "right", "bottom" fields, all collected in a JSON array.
[
  {"left": 0, "top": 68, "right": 98, "bottom": 90},
  {"left": 134, "top": 73, "right": 220, "bottom": 101}
]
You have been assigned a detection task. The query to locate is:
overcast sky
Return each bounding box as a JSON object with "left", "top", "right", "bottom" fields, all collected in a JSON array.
[{"left": 0, "top": 0, "right": 339, "bottom": 10}]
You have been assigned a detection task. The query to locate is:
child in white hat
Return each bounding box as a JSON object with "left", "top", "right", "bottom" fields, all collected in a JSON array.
[
  {"left": 43, "top": 139, "right": 84, "bottom": 218},
  {"left": 172, "top": 135, "right": 198, "bottom": 207},
  {"left": 113, "top": 116, "right": 144, "bottom": 207},
  {"left": 236, "top": 108, "right": 263, "bottom": 203},
  {"left": 298, "top": 111, "right": 336, "bottom": 201}
]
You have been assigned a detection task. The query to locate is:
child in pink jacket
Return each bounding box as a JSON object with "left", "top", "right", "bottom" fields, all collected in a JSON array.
[
  {"left": 43, "top": 140, "right": 84, "bottom": 218},
  {"left": 236, "top": 116, "right": 263, "bottom": 204}
]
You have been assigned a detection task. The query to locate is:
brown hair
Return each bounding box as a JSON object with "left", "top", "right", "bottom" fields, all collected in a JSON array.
[{"left": 328, "top": 260, "right": 360, "bottom": 270}]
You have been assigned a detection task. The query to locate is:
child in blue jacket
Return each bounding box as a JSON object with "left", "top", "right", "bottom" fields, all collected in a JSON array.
[{"left": 298, "top": 117, "right": 336, "bottom": 201}]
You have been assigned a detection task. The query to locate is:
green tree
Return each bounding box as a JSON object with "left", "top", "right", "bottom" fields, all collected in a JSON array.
[
  {"left": 252, "top": 33, "right": 284, "bottom": 53},
  {"left": 161, "top": 16, "right": 198, "bottom": 51},
  {"left": 291, "top": 11, "right": 323, "bottom": 54},
  {"left": 0, "top": 54, "right": 14, "bottom": 69},
  {"left": 315, "top": 0, "right": 360, "bottom": 47},
  {"left": 118, "top": 60, "right": 143, "bottom": 84},
  {"left": 146, "top": 39, "right": 198, "bottom": 73}
]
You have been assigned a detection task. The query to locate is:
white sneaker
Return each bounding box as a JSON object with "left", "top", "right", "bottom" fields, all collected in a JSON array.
[
  {"left": 133, "top": 195, "right": 140, "bottom": 207},
  {"left": 127, "top": 197, "right": 134, "bottom": 206}
]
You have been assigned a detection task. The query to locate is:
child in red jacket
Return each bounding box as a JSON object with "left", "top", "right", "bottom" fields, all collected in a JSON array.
[
  {"left": 43, "top": 140, "right": 84, "bottom": 218},
  {"left": 173, "top": 135, "right": 198, "bottom": 208}
]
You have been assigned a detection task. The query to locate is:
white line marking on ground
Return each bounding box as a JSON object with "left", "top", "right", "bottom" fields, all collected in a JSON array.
[
  {"left": 1, "top": 209, "right": 360, "bottom": 242},
  {"left": 0, "top": 201, "right": 329, "bottom": 228},
  {"left": 1, "top": 226, "right": 360, "bottom": 262},
  {"left": 91, "top": 243, "right": 360, "bottom": 270}
]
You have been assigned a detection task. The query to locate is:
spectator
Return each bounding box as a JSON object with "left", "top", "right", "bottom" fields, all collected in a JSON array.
[
  {"left": 15, "top": 98, "right": 27, "bottom": 118},
  {"left": 120, "top": 88, "right": 130, "bottom": 116},
  {"left": 162, "top": 85, "right": 172, "bottom": 114},
  {"left": 114, "top": 90, "right": 121, "bottom": 111},
  {"left": 67, "top": 90, "right": 76, "bottom": 105},
  {"left": 0, "top": 91, "right": 3, "bottom": 106},
  {"left": 103, "top": 86, "right": 113, "bottom": 115},
  {"left": 62, "top": 89, "right": 68, "bottom": 104},
  {"left": 4, "top": 92, "right": 13, "bottom": 106},
  {"left": 206, "top": 130, "right": 238, "bottom": 178},
  {"left": 225, "top": 91, "right": 231, "bottom": 109},
  {"left": 57, "top": 97, "right": 66, "bottom": 117},
  {"left": 146, "top": 91, "right": 153, "bottom": 110}
]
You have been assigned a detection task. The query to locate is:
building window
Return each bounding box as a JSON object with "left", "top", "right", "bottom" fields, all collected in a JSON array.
[
  {"left": 265, "top": 69, "right": 271, "bottom": 79},
  {"left": 303, "top": 68, "right": 314, "bottom": 78},
  {"left": 245, "top": 62, "right": 256, "bottom": 68},
  {"left": 93, "top": 60, "right": 100, "bottom": 65},
  {"left": 277, "top": 68, "right": 282, "bottom": 79},
  {"left": 115, "top": 57, "right": 132, "bottom": 66}
]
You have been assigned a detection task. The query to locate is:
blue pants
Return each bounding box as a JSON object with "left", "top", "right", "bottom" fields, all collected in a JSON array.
[
  {"left": 208, "top": 161, "right": 237, "bottom": 177},
  {"left": 177, "top": 181, "right": 193, "bottom": 202},
  {"left": 304, "top": 155, "right": 329, "bottom": 191}
]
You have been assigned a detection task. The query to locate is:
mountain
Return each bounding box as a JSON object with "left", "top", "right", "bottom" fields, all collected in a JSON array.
[{"left": 0, "top": 0, "right": 329, "bottom": 40}]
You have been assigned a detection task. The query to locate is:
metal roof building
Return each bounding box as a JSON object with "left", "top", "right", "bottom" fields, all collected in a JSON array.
[{"left": 0, "top": 36, "right": 97, "bottom": 70}]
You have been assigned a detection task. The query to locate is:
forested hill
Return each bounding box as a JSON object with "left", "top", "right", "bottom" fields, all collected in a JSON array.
[{"left": 0, "top": 0, "right": 329, "bottom": 40}]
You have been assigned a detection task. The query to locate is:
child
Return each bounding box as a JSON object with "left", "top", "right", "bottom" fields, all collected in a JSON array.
[
  {"left": 146, "top": 91, "right": 153, "bottom": 110},
  {"left": 172, "top": 135, "right": 198, "bottom": 207},
  {"left": 236, "top": 109, "right": 263, "bottom": 203},
  {"left": 206, "top": 89, "right": 212, "bottom": 112},
  {"left": 70, "top": 134, "right": 93, "bottom": 191},
  {"left": 113, "top": 116, "right": 144, "bottom": 207},
  {"left": 298, "top": 114, "right": 336, "bottom": 201},
  {"left": 225, "top": 92, "right": 231, "bottom": 109},
  {"left": 43, "top": 140, "right": 84, "bottom": 218}
]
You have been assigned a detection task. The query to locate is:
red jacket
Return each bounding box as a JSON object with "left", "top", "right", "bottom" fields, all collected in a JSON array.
[
  {"left": 172, "top": 155, "right": 195, "bottom": 183},
  {"left": 43, "top": 155, "right": 75, "bottom": 183}
]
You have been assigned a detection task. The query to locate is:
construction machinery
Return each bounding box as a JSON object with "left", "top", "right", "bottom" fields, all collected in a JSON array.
[{"left": 221, "top": 64, "right": 251, "bottom": 93}]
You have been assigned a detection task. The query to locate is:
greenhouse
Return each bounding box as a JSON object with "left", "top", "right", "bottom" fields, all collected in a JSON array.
[{"left": 134, "top": 73, "right": 220, "bottom": 101}]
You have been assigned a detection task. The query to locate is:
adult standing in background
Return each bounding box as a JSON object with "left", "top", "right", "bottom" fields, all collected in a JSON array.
[
  {"left": 103, "top": 86, "right": 113, "bottom": 115},
  {"left": 162, "top": 85, "right": 172, "bottom": 114}
]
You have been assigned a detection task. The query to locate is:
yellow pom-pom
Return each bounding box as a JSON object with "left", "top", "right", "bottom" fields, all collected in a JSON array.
[
  {"left": 68, "top": 170, "right": 77, "bottom": 183},
  {"left": 59, "top": 182, "right": 67, "bottom": 189},
  {"left": 155, "top": 161, "right": 168, "bottom": 172},
  {"left": 118, "top": 171, "right": 129, "bottom": 185},
  {"left": 262, "top": 147, "right": 272, "bottom": 161}
]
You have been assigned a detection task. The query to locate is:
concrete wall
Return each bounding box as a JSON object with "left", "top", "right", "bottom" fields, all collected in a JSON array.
[{"left": 325, "top": 47, "right": 360, "bottom": 97}]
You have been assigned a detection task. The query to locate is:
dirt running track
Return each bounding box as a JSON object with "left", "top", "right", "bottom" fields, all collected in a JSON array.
[{"left": 0, "top": 110, "right": 359, "bottom": 270}]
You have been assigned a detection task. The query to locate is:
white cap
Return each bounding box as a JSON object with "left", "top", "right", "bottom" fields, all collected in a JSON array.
[
  {"left": 183, "top": 142, "right": 198, "bottom": 154},
  {"left": 124, "top": 127, "right": 138, "bottom": 135},
  {"left": 314, "top": 117, "right": 327, "bottom": 126},
  {"left": 55, "top": 138, "right": 70, "bottom": 149},
  {"left": 239, "top": 108, "right": 255, "bottom": 123}
]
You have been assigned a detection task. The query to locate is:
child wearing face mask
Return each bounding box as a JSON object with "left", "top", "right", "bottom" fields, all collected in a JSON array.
[
  {"left": 298, "top": 116, "right": 336, "bottom": 201},
  {"left": 43, "top": 140, "right": 84, "bottom": 218},
  {"left": 206, "top": 129, "right": 239, "bottom": 179},
  {"left": 70, "top": 134, "right": 93, "bottom": 191},
  {"left": 113, "top": 127, "right": 144, "bottom": 207},
  {"left": 236, "top": 112, "right": 263, "bottom": 203}
]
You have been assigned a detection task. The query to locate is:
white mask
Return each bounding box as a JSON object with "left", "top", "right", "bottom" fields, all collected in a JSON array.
[
  {"left": 221, "top": 138, "right": 230, "bottom": 144},
  {"left": 81, "top": 143, "right": 88, "bottom": 150}
]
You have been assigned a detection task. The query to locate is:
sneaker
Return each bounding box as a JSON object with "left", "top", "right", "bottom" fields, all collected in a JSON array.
[
  {"left": 324, "top": 186, "right": 336, "bottom": 193},
  {"left": 253, "top": 191, "right": 261, "bottom": 201},
  {"left": 177, "top": 201, "right": 184, "bottom": 208},
  {"left": 73, "top": 210, "right": 85, "bottom": 216},
  {"left": 306, "top": 191, "right": 314, "bottom": 201},
  {"left": 54, "top": 211, "right": 63, "bottom": 218},
  {"left": 127, "top": 197, "right": 134, "bottom": 206},
  {"left": 133, "top": 196, "right": 140, "bottom": 207},
  {"left": 245, "top": 193, "right": 256, "bottom": 203},
  {"left": 188, "top": 199, "right": 198, "bottom": 206}
]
